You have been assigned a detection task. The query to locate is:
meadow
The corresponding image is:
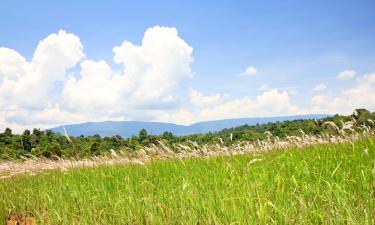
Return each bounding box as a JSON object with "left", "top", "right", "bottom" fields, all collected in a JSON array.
[{"left": 1, "top": 138, "right": 374, "bottom": 224}]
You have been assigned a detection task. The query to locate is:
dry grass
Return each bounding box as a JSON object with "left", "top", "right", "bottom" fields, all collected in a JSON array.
[
  {"left": 1, "top": 136, "right": 373, "bottom": 224},
  {"left": 1, "top": 120, "right": 372, "bottom": 179}
]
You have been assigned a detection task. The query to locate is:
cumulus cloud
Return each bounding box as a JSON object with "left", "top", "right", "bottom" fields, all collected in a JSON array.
[
  {"left": 61, "top": 26, "right": 193, "bottom": 114},
  {"left": 0, "top": 30, "right": 84, "bottom": 110},
  {"left": 112, "top": 26, "right": 193, "bottom": 108},
  {"left": 337, "top": 70, "right": 356, "bottom": 79},
  {"left": 312, "top": 84, "right": 327, "bottom": 92},
  {"left": 1, "top": 27, "right": 374, "bottom": 132},
  {"left": 157, "top": 89, "right": 302, "bottom": 124},
  {"left": 0, "top": 27, "right": 194, "bottom": 130},
  {"left": 311, "top": 73, "right": 375, "bottom": 114},
  {"left": 0, "top": 30, "right": 87, "bottom": 131},
  {"left": 189, "top": 89, "right": 224, "bottom": 106},
  {"left": 156, "top": 109, "right": 197, "bottom": 125},
  {"left": 61, "top": 60, "right": 121, "bottom": 113},
  {"left": 242, "top": 66, "right": 257, "bottom": 76},
  {"left": 0, "top": 48, "right": 27, "bottom": 79}
]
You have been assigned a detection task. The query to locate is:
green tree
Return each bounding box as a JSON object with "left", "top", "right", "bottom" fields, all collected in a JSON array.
[
  {"left": 90, "top": 141, "right": 101, "bottom": 155},
  {"left": 32, "top": 128, "right": 42, "bottom": 137},
  {"left": 138, "top": 129, "right": 148, "bottom": 143},
  {"left": 4, "top": 128, "right": 12, "bottom": 136},
  {"left": 22, "top": 129, "right": 32, "bottom": 152},
  {"left": 162, "top": 131, "right": 173, "bottom": 140},
  {"left": 43, "top": 142, "right": 62, "bottom": 158},
  {"left": 30, "top": 128, "right": 42, "bottom": 148},
  {"left": 45, "top": 129, "right": 54, "bottom": 142},
  {"left": 111, "top": 135, "right": 123, "bottom": 148},
  {"left": 0, "top": 128, "right": 13, "bottom": 146}
]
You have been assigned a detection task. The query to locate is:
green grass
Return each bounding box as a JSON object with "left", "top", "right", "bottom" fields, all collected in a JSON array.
[{"left": 1, "top": 139, "right": 374, "bottom": 224}]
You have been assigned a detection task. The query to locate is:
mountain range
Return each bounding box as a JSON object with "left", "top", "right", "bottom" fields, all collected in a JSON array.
[{"left": 51, "top": 114, "right": 330, "bottom": 137}]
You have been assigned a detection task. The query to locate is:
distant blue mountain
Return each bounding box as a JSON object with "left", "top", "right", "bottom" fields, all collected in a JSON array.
[{"left": 50, "top": 114, "right": 330, "bottom": 137}]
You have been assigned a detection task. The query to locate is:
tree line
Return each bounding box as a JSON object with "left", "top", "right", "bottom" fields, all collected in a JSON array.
[{"left": 0, "top": 109, "right": 374, "bottom": 159}]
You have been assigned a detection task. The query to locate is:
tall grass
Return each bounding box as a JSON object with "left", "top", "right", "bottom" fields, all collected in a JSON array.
[
  {"left": 0, "top": 138, "right": 374, "bottom": 224},
  {"left": 1, "top": 121, "right": 370, "bottom": 179}
]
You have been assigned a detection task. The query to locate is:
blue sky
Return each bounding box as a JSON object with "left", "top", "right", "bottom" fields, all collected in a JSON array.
[{"left": 1, "top": 0, "right": 375, "bottom": 131}]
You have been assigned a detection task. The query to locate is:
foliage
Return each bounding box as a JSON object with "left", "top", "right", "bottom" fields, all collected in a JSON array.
[
  {"left": 0, "top": 108, "right": 374, "bottom": 159},
  {"left": 0, "top": 139, "right": 373, "bottom": 224}
]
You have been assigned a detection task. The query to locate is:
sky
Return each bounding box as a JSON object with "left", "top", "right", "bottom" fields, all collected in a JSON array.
[{"left": 1, "top": 0, "right": 375, "bottom": 132}]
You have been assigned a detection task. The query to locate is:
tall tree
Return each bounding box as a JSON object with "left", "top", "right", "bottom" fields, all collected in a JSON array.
[
  {"left": 138, "top": 129, "right": 148, "bottom": 143},
  {"left": 22, "top": 129, "right": 32, "bottom": 151},
  {"left": 4, "top": 128, "right": 12, "bottom": 136}
]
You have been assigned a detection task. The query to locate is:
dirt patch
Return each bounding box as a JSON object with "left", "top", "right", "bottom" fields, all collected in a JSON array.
[{"left": 6, "top": 214, "right": 36, "bottom": 225}]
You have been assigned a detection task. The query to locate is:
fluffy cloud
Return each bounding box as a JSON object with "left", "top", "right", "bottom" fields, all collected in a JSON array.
[
  {"left": 198, "top": 89, "right": 300, "bottom": 120},
  {"left": 312, "top": 84, "right": 327, "bottom": 92},
  {"left": 311, "top": 73, "right": 375, "bottom": 114},
  {"left": 61, "top": 60, "right": 121, "bottom": 113},
  {"left": 242, "top": 66, "right": 257, "bottom": 76},
  {"left": 1, "top": 27, "right": 374, "bottom": 132},
  {"left": 0, "top": 48, "right": 27, "bottom": 79},
  {"left": 0, "top": 30, "right": 84, "bottom": 110},
  {"left": 189, "top": 89, "right": 224, "bottom": 106},
  {"left": 337, "top": 70, "right": 356, "bottom": 79},
  {"left": 0, "top": 27, "right": 193, "bottom": 131},
  {"left": 157, "top": 89, "right": 301, "bottom": 124},
  {"left": 113, "top": 26, "right": 193, "bottom": 107},
  {"left": 156, "top": 109, "right": 196, "bottom": 125},
  {"left": 62, "top": 26, "right": 193, "bottom": 113}
]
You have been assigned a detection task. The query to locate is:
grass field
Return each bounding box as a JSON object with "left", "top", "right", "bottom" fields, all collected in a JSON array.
[{"left": 1, "top": 138, "right": 374, "bottom": 224}]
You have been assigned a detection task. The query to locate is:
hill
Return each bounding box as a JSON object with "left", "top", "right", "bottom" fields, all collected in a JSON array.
[{"left": 51, "top": 114, "right": 329, "bottom": 137}]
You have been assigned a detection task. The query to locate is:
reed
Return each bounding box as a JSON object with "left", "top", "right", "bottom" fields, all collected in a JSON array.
[{"left": 0, "top": 119, "right": 373, "bottom": 224}]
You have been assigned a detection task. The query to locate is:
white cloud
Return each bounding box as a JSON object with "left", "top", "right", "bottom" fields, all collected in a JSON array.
[
  {"left": 1, "top": 27, "right": 374, "bottom": 132},
  {"left": 184, "top": 74, "right": 375, "bottom": 124},
  {"left": 156, "top": 109, "right": 196, "bottom": 125},
  {"left": 312, "top": 84, "right": 327, "bottom": 92},
  {"left": 0, "top": 47, "right": 27, "bottom": 79},
  {"left": 337, "top": 70, "right": 356, "bottom": 79},
  {"left": 311, "top": 73, "right": 375, "bottom": 114},
  {"left": 112, "top": 26, "right": 193, "bottom": 108},
  {"left": 0, "top": 30, "right": 84, "bottom": 110},
  {"left": 189, "top": 89, "right": 224, "bottom": 106},
  {"left": 242, "top": 66, "right": 257, "bottom": 76},
  {"left": 157, "top": 89, "right": 302, "bottom": 124},
  {"left": 0, "top": 27, "right": 194, "bottom": 131},
  {"left": 61, "top": 26, "right": 193, "bottom": 114},
  {"left": 61, "top": 60, "right": 121, "bottom": 113}
]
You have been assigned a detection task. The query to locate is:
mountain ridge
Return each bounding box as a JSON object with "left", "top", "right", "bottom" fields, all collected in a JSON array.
[{"left": 51, "top": 114, "right": 330, "bottom": 137}]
